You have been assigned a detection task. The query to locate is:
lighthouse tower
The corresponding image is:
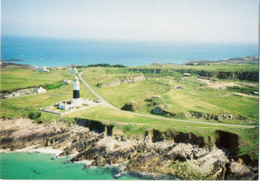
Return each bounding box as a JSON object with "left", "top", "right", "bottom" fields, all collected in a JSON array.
[{"left": 72, "top": 76, "right": 82, "bottom": 106}]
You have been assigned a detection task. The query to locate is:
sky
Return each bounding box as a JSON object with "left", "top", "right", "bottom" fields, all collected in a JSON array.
[{"left": 1, "top": 0, "right": 259, "bottom": 43}]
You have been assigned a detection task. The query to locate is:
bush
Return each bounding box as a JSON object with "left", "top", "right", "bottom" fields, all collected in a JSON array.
[
  {"left": 28, "top": 111, "right": 41, "bottom": 119},
  {"left": 121, "top": 102, "right": 135, "bottom": 111},
  {"left": 1, "top": 114, "right": 7, "bottom": 120},
  {"left": 83, "top": 63, "right": 127, "bottom": 68},
  {"left": 43, "top": 82, "right": 65, "bottom": 90},
  {"left": 123, "top": 125, "right": 134, "bottom": 132}
]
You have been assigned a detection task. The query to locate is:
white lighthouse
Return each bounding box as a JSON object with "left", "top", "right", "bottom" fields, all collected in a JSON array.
[{"left": 72, "top": 76, "right": 82, "bottom": 106}]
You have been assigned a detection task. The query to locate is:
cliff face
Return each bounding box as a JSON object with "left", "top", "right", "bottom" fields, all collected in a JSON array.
[
  {"left": 150, "top": 107, "right": 256, "bottom": 124},
  {"left": 201, "top": 71, "right": 259, "bottom": 82},
  {"left": 180, "top": 70, "right": 259, "bottom": 82},
  {"left": 129, "top": 68, "right": 259, "bottom": 82},
  {"left": 0, "top": 118, "right": 258, "bottom": 180}
]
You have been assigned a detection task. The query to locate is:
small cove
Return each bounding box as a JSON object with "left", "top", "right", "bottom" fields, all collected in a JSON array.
[{"left": 0, "top": 152, "right": 177, "bottom": 180}]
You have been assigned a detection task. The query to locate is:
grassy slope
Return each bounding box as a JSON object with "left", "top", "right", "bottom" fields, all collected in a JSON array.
[
  {"left": 1, "top": 69, "right": 75, "bottom": 90},
  {"left": 68, "top": 104, "right": 258, "bottom": 160},
  {"left": 0, "top": 66, "right": 258, "bottom": 159},
  {"left": 134, "top": 63, "right": 259, "bottom": 72},
  {"left": 82, "top": 67, "right": 259, "bottom": 122},
  {"left": 0, "top": 81, "right": 97, "bottom": 119}
]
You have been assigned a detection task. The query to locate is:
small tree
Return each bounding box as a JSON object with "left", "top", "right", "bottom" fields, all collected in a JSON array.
[{"left": 28, "top": 111, "right": 41, "bottom": 119}]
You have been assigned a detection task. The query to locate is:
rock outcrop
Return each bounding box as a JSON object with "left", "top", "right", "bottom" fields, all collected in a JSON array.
[
  {"left": 97, "top": 75, "right": 145, "bottom": 88},
  {"left": 0, "top": 118, "right": 257, "bottom": 180},
  {"left": 186, "top": 111, "right": 233, "bottom": 121},
  {"left": 129, "top": 68, "right": 259, "bottom": 82},
  {"left": 226, "top": 161, "right": 254, "bottom": 180},
  {"left": 150, "top": 107, "right": 255, "bottom": 123},
  {"left": 150, "top": 107, "right": 176, "bottom": 117}
]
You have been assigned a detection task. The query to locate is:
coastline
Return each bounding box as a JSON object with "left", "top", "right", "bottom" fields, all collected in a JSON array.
[
  {"left": 0, "top": 147, "right": 169, "bottom": 180},
  {"left": 1, "top": 35, "right": 258, "bottom": 67},
  {"left": 0, "top": 118, "right": 257, "bottom": 180},
  {"left": 0, "top": 146, "right": 63, "bottom": 156}
]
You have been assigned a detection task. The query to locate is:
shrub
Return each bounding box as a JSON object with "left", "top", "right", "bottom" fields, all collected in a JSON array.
[
  {"left": 123, "top": 125, "right": 133, "bottom": 132},
  {"left": 1, "top": 114, "right": 7, "bottom": 120},
  {"left": 114, "top": 144, "right": 120, "bottom": 149},
  {"left": 121, "top": 102, "right": 135, "bottom": 111},
  {"left": 28, "top": 111, "right": 41, "bottom": 119},
  {"left": 43, "top": 82, "right": 65, "bottom": 90},
  {"left": 227, "top": 86, "right": 258, "bottom": 95}
]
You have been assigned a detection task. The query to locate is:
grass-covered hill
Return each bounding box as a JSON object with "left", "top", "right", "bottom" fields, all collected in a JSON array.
[
  {"left": 82, "top": 67, "right": 258, "bottom": 123},
  {"left": 0, "top": 61, "right": 259, "bottom": 161}
]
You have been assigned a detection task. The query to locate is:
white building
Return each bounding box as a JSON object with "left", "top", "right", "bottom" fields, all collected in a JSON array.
[
  {"left": 57, "top": 76, "right": 95, "bottom": 111},
  {"left": 70, "top": 67, "right": 78, "bottom": 74},
  {"left": 2, "top": 93, "right": 13, "bottom": 99},
  {"left": 34, "top": 86, "right": 47, "bottom": 94},
  {"left": 58, "top": 99, "right": 93, "bottom": 110},
  {"left": 183, "top": 73, "right": 191, "bottom": 76},
  {"left": 63, "top": 80, "right": 73, "bottom": 84},
  {"left": 58, "top": 101, "right": 73, "bottom": 110},
  {"left": 38, "top": 67, "right": 49, "bottom": 72},
  {"left": 82, "top": 99, "right": 93, "bottom": 106},
  {"left": 12, "top": 92, "right": 20, "bottom": 97}
]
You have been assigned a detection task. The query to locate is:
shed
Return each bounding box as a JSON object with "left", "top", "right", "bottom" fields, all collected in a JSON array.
[
  {"left": 71, "top": 68, "right": 78, "bottom": 74},
  {"left": 63, "top": 80, "right": 73, "bottom": 84},
  {"left": 183, "top": 73, "right": 191, "bottom": 76},
  {"left": 38, "top": 67, "right": 49, "bottom": 72},
  {"left": 34, "top": 86, "right": 47, "bottom": 94}
]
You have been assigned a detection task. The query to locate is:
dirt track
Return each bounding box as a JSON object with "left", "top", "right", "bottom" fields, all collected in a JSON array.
[{"left": 78, "top": 71, "right": 256, "bottom": 128}]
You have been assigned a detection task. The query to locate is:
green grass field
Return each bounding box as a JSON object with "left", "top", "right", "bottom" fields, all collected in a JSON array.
[
  {"left": 81, "top": 67, "right": 259, "bottom": 122},
  {"left": 133, "top": 63, "right": 259, "bottom": 72},
  {"left": 1, "top": 69, "right": 75, "bottom": 90},
  {"left": 0, "top": 66, "right": 258, "bottom": 160},
  {"left": 68, "top": 104, "right": 258, "bottom": 160}
]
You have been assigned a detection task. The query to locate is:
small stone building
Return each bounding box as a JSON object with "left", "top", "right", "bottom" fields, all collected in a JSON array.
[
  {"left": 63, "top": 80, "right": 73, "bottom": 84},
  {"left": 34, "top": 86, "right": 47, "bottom": 94},
  {"left": 70, "top": 67, "right": 78, "bottom": 74},
  {"left": 183, "top": 73, "right": 191, "bottom": 76},
  {"left": 59, "top": 101, "right": 73, "bottom": 110},
  {"left": 38, "top": 67, "right": 49, "bottom": 72}
]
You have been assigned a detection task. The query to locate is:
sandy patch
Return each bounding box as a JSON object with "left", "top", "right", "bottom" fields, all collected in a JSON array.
[
  {"left": 239, "top": 82, "right": 259, "bottom": 87},
  {"left": 15, "top": 146, "right": 63, "bottom": 155},
  {"left": 0, "top": 145, "right": 63, "bottom": 156},
  {"left": 96, "top": 136, "right": 137, "bottom": 152},
  {"left": 197, "top": 78, "right": 240, "bottom": 89},
  {"left": 233, "top": 92, "right": 259, "bottom": 98},
  {"left": 208, "top": 82, "right": 239, "bottom": 89}
]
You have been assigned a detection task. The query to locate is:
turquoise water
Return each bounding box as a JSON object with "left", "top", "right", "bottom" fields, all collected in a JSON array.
[
  {"left": 1, "top": 36, "right": 258, "bottom": 66},
  {"left": 0, "top": 152, "right": 175, "bottom": 180}
]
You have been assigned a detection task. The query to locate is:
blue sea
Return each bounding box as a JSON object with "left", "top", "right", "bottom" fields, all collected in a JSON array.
[
  {"left": 0, "top": 152, "right": 176, "bottom": 180},
  {"left": 1, "top": 36, "right": 258, "bottom": 66}
]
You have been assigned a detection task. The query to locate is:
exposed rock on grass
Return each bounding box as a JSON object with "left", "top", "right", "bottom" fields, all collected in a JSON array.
[
  {"left": 150, "top": 107, "right": 176, "bottom": 117},
  {"left": 0, "top": 118, "right": 258, "bottom": 180},
  {"left": 97, "top": 75, "right": 145, "bottom": 88}
]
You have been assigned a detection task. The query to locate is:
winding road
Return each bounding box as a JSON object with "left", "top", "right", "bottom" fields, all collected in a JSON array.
[{"left": 79, "top": 71, "right": 256, "bottom": 128}]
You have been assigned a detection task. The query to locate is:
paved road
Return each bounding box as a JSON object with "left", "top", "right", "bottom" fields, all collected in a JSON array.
[{"left": 79, "top": 71, "right": 256, "bottom": 128}]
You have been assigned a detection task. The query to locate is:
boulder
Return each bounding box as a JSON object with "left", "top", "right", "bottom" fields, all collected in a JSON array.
[
  {"left": 226, "top": 161, "right": 254, "bottom": 180},
  {"left": 150, "top": 107, "right": 176, "bottom": 117},
  {"left": 100, "top": 75, "right": 145, "bottom": 88}
]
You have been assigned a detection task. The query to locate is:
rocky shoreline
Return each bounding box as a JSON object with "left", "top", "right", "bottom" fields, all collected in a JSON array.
[{"left": 0, "top": 118, "right": 258, "bottom": 180}]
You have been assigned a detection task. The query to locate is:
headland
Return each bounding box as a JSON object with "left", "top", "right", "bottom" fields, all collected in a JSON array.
[{"left": 0, "top": 56, "right": 259, "bottom": 180}]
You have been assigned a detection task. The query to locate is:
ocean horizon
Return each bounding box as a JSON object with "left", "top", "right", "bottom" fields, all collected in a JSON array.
[{"left": 1, "top": 36, "right": 258, "bottom": 67}]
